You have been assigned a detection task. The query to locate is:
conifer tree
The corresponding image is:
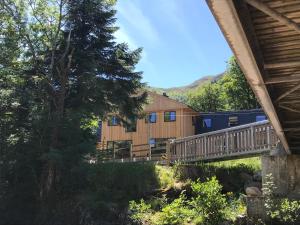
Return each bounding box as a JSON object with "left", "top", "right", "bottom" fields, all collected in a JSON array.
[{"left": 0, "top": 0, "right": 146, "bottom": 222}]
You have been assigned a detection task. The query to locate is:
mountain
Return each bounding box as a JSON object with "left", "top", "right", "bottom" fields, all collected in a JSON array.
[{"left": 147, "top": 73, "right": 224, "bottom": 98}]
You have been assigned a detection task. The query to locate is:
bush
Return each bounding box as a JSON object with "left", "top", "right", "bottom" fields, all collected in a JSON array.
[
  {"left": 263, "top": 174, "right": 300, "bottom": 224},
  {"left": 129, "top": 177, "right": 244, "bottom": 225},
  {"left": 190, "top": 177, "right": 227, "bottom": 225}
]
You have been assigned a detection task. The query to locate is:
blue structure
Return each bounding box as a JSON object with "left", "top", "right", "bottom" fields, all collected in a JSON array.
[{"left": 195, "top": 109, "right": 267, "bottom": 134}]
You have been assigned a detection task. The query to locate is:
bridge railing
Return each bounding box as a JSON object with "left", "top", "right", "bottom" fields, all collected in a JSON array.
[{"left": 169, "top": 120, "right": 279, "bottom": 163}]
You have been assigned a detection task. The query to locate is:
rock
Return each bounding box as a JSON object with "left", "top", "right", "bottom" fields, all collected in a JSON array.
[
  {"left": 245, "top": 181, "right": 262, "bottom": 189},
  {"left": 253, "top": 171, "right": 262, "bottom": 182},
  {"left": 240, "top": 172, "right": 253, "bottom": 183},
  {"left": 245, "top": 187, "right": 262, "bottom": 197}
]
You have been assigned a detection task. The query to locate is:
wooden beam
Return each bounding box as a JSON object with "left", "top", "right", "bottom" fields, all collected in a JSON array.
[
  {"left": 275, "top": 82, "right": 300, "bottom": 102},
  {"left": 279, "top": 100, "right": 300, "bottom": 105},
  {"left": 264, "top": 61, "right": 300, "bottom": 69},
  {"left": 284, "top": 128, "right": 300, "bottom": 132},
  {"left": 245, "top": 0, "right": 300, "bottom": 34},
  {"left": 284, "top": 120, "right": 300, "bottom": 124},
  {"left": 206, "top": 0, "right": 290, "bottom": 154},
  {"left": 265, "top": 74, "right": 300, "bottom": 84},
  {"left": 278, "top": 104, "right": 300, "bottom": 113}
]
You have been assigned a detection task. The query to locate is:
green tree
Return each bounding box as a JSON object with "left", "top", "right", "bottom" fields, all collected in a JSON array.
[
  {"left": 187, "top": 82, "right": 224, "bottom": 112},
  {"left": 220, "top": 57, "right": 259, "bottom": 110},
  {"left": 0, "top": 0, "right": 146, "bottom": 223}
]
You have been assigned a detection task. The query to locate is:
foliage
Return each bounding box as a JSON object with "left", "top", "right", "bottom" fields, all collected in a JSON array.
[
  {"left": 155, "top": 165, "right": 175, "bottom": 189},
  {"left": 187, "top": 82, "right": 224, "bottom": 112},
  {"left": 0, "top": 0, "right": 146, "bottom": 224},
  {"left": 166, "top": 56, "right": 260, "bottom": 112},
  {"left": 174, "top": 158, "right": 259, "bottom": 195},
  {"left": 263, "top": 174, "right": 300, "bottom": 224},
  {"left": 220, "top": 57, "right": 259, "bottom": 110},
  {"left": 129, "top": 177, "right": 244, "bottom": 225},
  {"left": 190, "top": 177, "right": 227, "bottom": 224},
  {"left": 210, "top": 157, "right": 261, "bottom": 171}
]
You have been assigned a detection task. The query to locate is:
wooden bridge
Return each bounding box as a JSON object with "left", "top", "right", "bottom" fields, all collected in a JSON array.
[
  {"left": 96, "top": 120, "right": 279, "bottom": 164},
  {"left": 168, "top": 120, "right": 278, "bottom": 163}
]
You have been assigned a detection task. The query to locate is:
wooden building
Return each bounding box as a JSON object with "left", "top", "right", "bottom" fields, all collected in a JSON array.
[{"left": 97, "top": 92, "right": 198, "bottom": 160}]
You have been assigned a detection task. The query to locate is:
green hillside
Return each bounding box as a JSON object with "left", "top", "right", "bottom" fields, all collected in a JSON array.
[{"left": 147, "top": 73, "right": 224, "bottom": 103}]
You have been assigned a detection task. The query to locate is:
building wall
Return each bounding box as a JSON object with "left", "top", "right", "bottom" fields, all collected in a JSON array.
[
  {"left": 195, "top": 109, "right": 266, "bottom": 134},
  {"left": 98, "top": 93, "right": 197, "bottom": 156}
]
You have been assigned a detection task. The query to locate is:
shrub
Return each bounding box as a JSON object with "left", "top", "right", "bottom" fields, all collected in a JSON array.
[
  {"left": 263, "top": 174, "right": 300, "bottom": 223},
  {"left": 190, "top": 177, "right": 227, "bottom": 225},
  {"left": 129, "top": 177, "right": 243, "bottom": 225}
]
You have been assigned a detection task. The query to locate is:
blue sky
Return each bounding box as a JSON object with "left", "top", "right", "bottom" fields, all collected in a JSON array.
[{"left": 114, "top": 0, "right": 232, "bottom": 88}]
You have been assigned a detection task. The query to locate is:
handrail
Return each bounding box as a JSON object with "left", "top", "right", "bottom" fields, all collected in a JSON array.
[
  {"left": 169, "top": 120, "right": 279, "bottom": 163},
  {"left": 172, "top": 120, "right": 269, "bottom": 143}
]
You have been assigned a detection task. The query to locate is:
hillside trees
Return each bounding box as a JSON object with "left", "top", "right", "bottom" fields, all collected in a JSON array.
[
  {"left": 187, "top": 82, "right": 224, "bottom": 112},
  {"left": 220, "top": 57, "right": 259, "bottom": 110},
  {"left": 0, "top": 0, "right": 146, "bottom": 223},
  {"left": 187, "top": 56, "right": 259, "bottom": 111}
]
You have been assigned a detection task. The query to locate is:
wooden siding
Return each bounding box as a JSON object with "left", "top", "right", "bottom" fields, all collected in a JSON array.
[{"left": 99, "top": 93, "right": 197, "bottom": 155}]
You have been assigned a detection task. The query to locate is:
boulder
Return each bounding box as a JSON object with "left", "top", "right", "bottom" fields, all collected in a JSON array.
[
  {"left": 245, "top": 181, "right": 262, "bottom": 189},
  {"left": 245, "top": 187, "right": 262, "bottom": 197},
  {"left": 240, "top": 172, "right": 253, "bottom": 183},
  {"left": 253, "top": 171, "right": 262, "bottom": 182}
]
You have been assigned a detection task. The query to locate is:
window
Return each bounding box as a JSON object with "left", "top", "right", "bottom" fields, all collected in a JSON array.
[
  {"left": 125, "top": 118, "right": 137, "bottom": 132},
  {"left": 106, "top": 140, "right": 132, "bottom": 159},
  {"left": 203, "top": 118, "right": 212, "bottom": 128},
  {"left": 256, "top": 115, "right": 266, "bottom": 122},
  {"left": 108, "top": 116, "right": 119, "bottom": 126},
  {"left": 164, "top": 111, "right": 176, "bottom": 122},
  {"left": 145, "top": 112, "right": 157, "bottom": 123},
  {"left": 228, "top": 116, "right": 238, "bottom": 126}
]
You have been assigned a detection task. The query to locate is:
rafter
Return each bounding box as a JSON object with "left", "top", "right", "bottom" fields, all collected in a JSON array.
[
  {"left": 278, "top": 103, "right": 300, "bottom": 113},
  {"left": 264, "top": 61, "right": 300, "bottom": 69},
  {"left": 245, "top": 0, "right": 300, "bottom": 34},
  {"left": 275, "top": 83, "right": 300, "bottom": 102},
  {"left": 285, "top": 120, "right": 300, "bottom": 124},
  {"left": 279, "top": 100, "right": 300, "bottom": 105},
  {"left": 265, "top": 74, "right": 300, "bottom": 84}
]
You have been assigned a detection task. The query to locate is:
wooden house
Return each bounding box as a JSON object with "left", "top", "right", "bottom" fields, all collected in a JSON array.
[{"left": 97, "top": 92, "right": 198, "bottom": 160}]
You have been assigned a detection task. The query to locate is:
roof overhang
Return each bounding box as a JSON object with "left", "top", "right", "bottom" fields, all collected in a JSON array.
[{"left": 206, "top": 0, "right": 290, "bottom": 153}]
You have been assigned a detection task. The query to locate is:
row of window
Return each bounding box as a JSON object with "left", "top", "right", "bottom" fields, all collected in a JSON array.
[
  {"left": 202, "top": 115, "right": 267, "bottom": 128},
  {"left": 108, "top": 111, "right": 177, "bottom": 127}
]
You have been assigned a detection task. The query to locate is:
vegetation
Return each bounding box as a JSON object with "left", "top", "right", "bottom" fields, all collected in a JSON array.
[
  {"left": 150, "top": 57, "right": 260, "bottom": 112},
  {"left": 0, "top": 0, "right": 146, "bottom": 224},
  {"left": 129, "top": 177, "right": 245, "bottom": 225},
  {"left": 263, "top": 174, "right": 300, "bottom": 224}
]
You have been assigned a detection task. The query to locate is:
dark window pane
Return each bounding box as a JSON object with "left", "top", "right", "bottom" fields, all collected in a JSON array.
[
  {"left": 256, "top": 115, "right": 266, "bottom": 122},
  {"left": 164, "top": 111, "right": 176, "bottom": 122},
  {"left": 203, "top": 118, "right": 212, "bottom": 128}
]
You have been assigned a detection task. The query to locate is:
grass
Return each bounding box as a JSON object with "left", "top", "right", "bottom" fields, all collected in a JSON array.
[{"left": 209, "top": 157, "right": 261, "bottom": 171}]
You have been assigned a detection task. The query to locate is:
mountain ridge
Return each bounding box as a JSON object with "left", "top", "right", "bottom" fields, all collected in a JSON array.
[{"left": 147, "top": 72, "right": 224, "bottom": 95}]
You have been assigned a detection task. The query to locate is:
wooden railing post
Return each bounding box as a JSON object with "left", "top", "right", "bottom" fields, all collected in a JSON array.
[
  {"left": 184, "top": 140, "right": 187, "bottom": 161},
  {"left": 166, "top": 140, "right": 171, "bottom": 166},
  {"left": 204, "top": 136, "right": 207, "bottom": 158},
  {"left": 250, "top": 125, "right": 255, "bottom": 150},
  {"left": 130, "top": 144, "right": 133, "bottom": 161},
  {"left": 267, "top": 126, "right": 270, "bottom": 149},
  {"left": 226, "top": 131, "right": 229, "bottom": 155}
]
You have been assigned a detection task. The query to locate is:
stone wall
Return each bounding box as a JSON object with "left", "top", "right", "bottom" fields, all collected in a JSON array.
[{"left": 261, "top": 155, "right": 300, "bottom": 198}]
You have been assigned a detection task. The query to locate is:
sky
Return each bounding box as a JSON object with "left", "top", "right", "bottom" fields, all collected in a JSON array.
[{"left": 114, "top": 0, "right": 232, "bottom": 88}]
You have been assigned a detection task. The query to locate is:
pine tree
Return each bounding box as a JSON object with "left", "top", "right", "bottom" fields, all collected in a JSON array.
[{"left": 0, "top": 0, "right": 146, "bottom": 223}]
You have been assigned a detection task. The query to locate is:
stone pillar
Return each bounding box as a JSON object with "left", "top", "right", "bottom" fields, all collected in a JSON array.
[{"left": 261, "top": 155, "right": 300, "bottom": 198}]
